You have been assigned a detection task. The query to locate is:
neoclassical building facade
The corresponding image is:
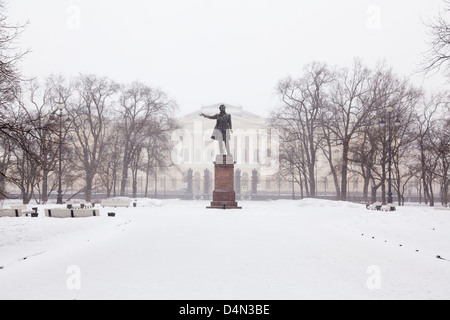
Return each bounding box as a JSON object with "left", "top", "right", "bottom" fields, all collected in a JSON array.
[
  {"left": 163, "top": 103, "right": 280, "bottom": 197},
  {"left": 151, "top": 103, "right": 374, "bottom": 199}
]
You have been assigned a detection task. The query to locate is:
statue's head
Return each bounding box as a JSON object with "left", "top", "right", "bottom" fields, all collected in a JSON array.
[{"left": 219, "top": 105, "right": 226, "bottom": 112}]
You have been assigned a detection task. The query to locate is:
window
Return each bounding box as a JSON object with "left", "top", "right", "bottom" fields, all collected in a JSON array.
[
  {"left": 245, "top": 137, "right": 250, "bottom": 163},
  {"left": 254, "top": 149, "right": 259, "bottom": 163},
  {"left": 242, "top": 149, "right": 248, "bottom": 163}
]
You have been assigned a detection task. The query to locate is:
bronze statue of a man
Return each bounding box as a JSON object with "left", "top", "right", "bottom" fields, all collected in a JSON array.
[{"left": 200, "top": 104, "right": 233, "bottom": 155}]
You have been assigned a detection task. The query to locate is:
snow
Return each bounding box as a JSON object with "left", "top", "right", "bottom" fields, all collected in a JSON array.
[{"left": 0, "top": 199, "right": 449, "bottom": 300}]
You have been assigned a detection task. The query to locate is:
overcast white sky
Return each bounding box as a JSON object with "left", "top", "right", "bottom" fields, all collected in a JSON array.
[{"left": 7, "top": 0, "right": 448, "bottom": 117}]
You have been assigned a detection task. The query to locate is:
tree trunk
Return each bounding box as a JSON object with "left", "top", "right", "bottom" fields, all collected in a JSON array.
[
  {"left": 371, "top": 180, "right": 382, "bottom": 203},
  {"left": 120, "top": 163, "right": 129, "bottom": 197},
  {"left": 443, "top": 182, "right": 449, "bottom": 206},
  {"left": 112, "top": 163, "right": 117, "bottom": 198},
  {"left": 41, "top": 168, "right": 50, "bottom": 204},
  {"left": 381, "top": 181, "right": 386, "bottom": 204},
  {"left": 300, "top": 180, "right": 304, "bottom": 199},
  {"left": 105, "top": 166, "right": 112, "bottom": 198},
  {"left": 340, "top": 143, "right": 350, "bottom": 201},
  {"left": 423, "top": 176, "right": 430, "bottom": 205},
  {"left": 144, "top": 166, "right": 151, "bottom": 198},
  {"left": 442, "top": 161, "right": 449, "bottom": 206},
  {"left": 154, "top": 171, "right": 158, "bottom": 198},
  {"left": 23, "top": 192, "right": 32, "bottom": 205},
  {"left": 418, "top": 180, "right": 423, "bottom": 204},
  {"left": 325, "top": 151, "right": 341, "bottom": 199},
  {"left": 85, "top": 172, "right": 94, "bottom": 202},
  {"left": 429, "top": 180, "right": 435, "bottom": 207},
  {"left": 0, "top": 172, "right": 5, "bottom": 200},
  {"left": 132, "top": 168, "right": 138, "bottom": 198},
  {"left": 308, "top": 163, "right": 316, "bottom": 198},
  {"left": 363, "top": 176, "right": 370, "bottom": 203},
  {"left": 303, "top": 170, "right": 310, "bottom": 197},
  {"left": 420, "top": 151, "right": 430, "bottom": 205}
]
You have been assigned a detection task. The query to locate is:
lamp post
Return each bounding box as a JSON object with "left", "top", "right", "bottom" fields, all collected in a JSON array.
[
  {"left": 382, "top": 106, "right": 400, "bottom": 205},
  {"left": 56, "top": 104, "right": 65, "bottom": 205}
]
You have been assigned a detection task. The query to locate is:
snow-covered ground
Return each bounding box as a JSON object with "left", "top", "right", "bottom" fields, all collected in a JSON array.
[{"left": 0, "top": 198, "right": 449, "bottom": 300}]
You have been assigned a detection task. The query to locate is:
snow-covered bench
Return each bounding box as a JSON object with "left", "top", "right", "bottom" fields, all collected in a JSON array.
[
  {"left": 368, "top": 202, "right": 382, "bottom": 211},
  {"left": 381, "top": 203, "right": 397, "bottom": 212},
  {"left": 11, "top": 205, "right": 36, "bottom": 216},
  {"left": 101, "top": 199, "right": 130, "bottom": 208},
  {"left": 0, "top": 209, "right": 21, "bottom": 218},
  {"left": 45, "top": 208, "right": 100, "bottom": 218},
  {"left": 66, "top": 200, "right": 94, "bottom": 209}
]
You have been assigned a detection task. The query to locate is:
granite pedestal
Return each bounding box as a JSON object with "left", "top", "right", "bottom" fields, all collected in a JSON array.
[{"left": 207, "top": 155, "right": 242, "bottom": 210}]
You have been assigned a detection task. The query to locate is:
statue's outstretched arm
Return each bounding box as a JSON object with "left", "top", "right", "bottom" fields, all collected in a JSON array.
[{"left": 200, "top": 113, "right": 218, "bottom": 120}]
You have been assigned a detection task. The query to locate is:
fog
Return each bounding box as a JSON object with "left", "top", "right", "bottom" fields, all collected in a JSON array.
[{"left": 8, "top": 0, "right": 447, "bottom": 116}]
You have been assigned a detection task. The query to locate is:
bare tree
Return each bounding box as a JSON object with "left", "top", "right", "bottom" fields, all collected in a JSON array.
[
  {"left": 68, "top": 74, "right": 118, "bottom": 202},
  {"left": 425, "top": 104, "right": 450, "bottom": 206},
  {"left": 370, "top": 67, "right": 422, "bottom": 205},
  {"left": 273, "top": 62, "right": 333, "bottom": 197},
  {"left": 325, "top": 59, "right": 375, "bottom": 201},
  {"left": 0, "top": 138, "right": 11, "bottom": 199},
  {"left": 276, "top": 132, "right": 307, "bottom": 198},
  {"left": 142, "top": 117, "right": 179, "bottom": 198},
  {"left": 5, "top": 92, "right": 43, "bottom": 204},
  {"left": 98, "top": 127, "right": 123, "bottom": 198},
  {"left": 273, "top": 59, "right": 426, "bottom": 205},
  {"left": 348, "top": 122, "right": 379, "bottom": 202},
  {"left": 422, "top": 1, "right": 450, "bottom": 74},
  {"left": 9, "top": 136, "right": 40, "bottom": 204},
  {"left": 440, "top": 115, "right": 450, "bottom": 205},
  {"left": 319, "top": 115, "right": 342, "bottom": 199},
  {"left": 0, "top": 79, "right": 54, "bottom": 203},
  {"left": 0, "top": 1, "right": 27, "bottom": 109},
  {"left": 0, "top": 2, "right": 30, "bottom": 200},
  {"left": 20, "top": 78, "right": 63, "bottom": 203},
  {"left": 390, "top": 90, "right": 422, "bottom": 205},
  {"left": 117, "top": 81, "right": 177, "bottom": 197},
  {"left": 414, "top": 94, "right": 446, "bottom": 206}
]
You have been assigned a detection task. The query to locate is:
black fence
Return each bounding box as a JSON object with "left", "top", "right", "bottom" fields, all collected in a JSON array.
[{"left": 11, "top": 192, "right": 447, "bottom": 205}]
